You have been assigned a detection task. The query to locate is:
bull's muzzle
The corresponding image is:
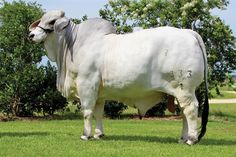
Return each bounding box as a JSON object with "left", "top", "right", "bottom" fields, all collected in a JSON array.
[{"left": 28, "top": 32, "right": 35, "bottom": 41}]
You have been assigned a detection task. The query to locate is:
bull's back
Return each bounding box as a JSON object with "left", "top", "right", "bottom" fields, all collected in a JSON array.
[{"left": 101, "top": 27, "right": 204, "bottom": 93}]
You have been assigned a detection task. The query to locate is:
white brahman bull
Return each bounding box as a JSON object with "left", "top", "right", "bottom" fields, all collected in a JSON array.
[{"left": 29, "top": 10, "right": 209, "bottom": 145}]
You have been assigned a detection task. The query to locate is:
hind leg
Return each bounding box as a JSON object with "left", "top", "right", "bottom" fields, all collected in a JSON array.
[{"left": 177, "top": 94, "right": 199, "bottom": 145}]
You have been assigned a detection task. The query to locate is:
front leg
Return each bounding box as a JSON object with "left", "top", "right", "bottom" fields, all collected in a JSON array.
[
  {"left": 78, "top": 77, "right": 100, "bottom": 140},
  {"left": 93, "top": 101, "right": 105, "bottom": 139},
  {"left": 81, "top": 108, "right": 93, "bottom": 140}
]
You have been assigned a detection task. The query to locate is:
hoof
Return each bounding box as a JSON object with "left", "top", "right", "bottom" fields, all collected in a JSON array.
[
  {"left": 94, "top": 134, "right": 105, "bottom": 140},
  {"left": 186, "top": 139, "right": 198, "bottom": 146},
  {"left": 80, "top": 135, "right": 92, "bottom": 141}
]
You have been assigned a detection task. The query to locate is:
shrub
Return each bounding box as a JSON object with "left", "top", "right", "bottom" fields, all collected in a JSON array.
[
  {"left": 104, "top": 101, "right": 127, "bottom": 119},
  {"left": 145, "top": 102, "right": 167, "bottom": 117},
  {"left": 34, "top": 63, "right": 68, "bottom": 116}
]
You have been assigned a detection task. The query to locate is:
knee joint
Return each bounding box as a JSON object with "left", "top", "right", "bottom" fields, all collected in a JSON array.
[{"left": 83, "top": 109, "right": 93, "bottom": 119}]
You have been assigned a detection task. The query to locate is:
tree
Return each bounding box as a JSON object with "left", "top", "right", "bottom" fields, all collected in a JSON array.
[
  {"left": 0, "top": 0, "right": 67, "bottom": 116},
  {"left": 100, "top": 0, "right": 236, "bottom": 115}
]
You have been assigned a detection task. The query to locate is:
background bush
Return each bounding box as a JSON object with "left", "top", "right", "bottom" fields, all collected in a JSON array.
[
  {"left": 0, "top": 1, "right": 67, "bottom": 117},
  {"left": 104, "top": 101, "right": 128, "bottom": 119}
]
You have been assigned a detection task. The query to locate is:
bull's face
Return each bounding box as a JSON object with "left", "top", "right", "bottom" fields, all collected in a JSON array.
[{"left": 28, "top": 10, "right": 70, "bottom": 42}]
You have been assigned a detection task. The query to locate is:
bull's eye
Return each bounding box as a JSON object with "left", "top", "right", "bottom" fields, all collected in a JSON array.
[{"left": 49, "top": 20, "right": 56, "bottom": 25}]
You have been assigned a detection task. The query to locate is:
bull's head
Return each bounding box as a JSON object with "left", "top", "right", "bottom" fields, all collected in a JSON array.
[{"left": 28, "top": 10, "right": 70, "bottom": 42}]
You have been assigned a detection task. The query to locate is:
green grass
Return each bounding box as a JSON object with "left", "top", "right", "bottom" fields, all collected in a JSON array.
[
  {"left": 210, "top": 90, "right": 236, "bottom": 99},
  {"left": 219, "top": 85, "right": 233, "bottom": 91},
  {"left": 210, "top": 103, "right": 236, "bottom": 122},
  {"left": 0, "top": 119, "right": 236, "bottom": 157},
  {"left": 210, "top": 86, "right": 236, "bottom": 99},
  {"left": 1, "top": 105, "right": 236, "bottom": 157}
]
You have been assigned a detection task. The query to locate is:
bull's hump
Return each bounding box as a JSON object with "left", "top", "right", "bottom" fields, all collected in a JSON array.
[{"left": 78, "top": 18, "right": 116, "bottom": 39}]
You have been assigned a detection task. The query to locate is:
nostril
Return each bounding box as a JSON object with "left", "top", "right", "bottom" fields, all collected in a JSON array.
[{"left": 28, "top": 33, "right": 35, "bottom": 40}]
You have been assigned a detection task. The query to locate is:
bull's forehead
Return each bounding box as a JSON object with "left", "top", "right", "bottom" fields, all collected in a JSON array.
[{"left": 41, "top": 10, "right": 64, "bottom": 22}]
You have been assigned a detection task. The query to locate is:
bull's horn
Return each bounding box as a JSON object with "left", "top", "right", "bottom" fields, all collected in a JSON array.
[{"left": 60, "top": 11, "right": 65, "bottom": 17}]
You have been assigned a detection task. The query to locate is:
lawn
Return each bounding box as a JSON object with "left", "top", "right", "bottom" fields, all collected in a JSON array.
[
  {"left": 210, "top": 103, "right": 236, "bottom": 122},
  {"left": 210, "top": 86, "right": 236, "bottom": 99},
  {"left": 0, "top": 104, "right": 236, "bottom": 157}
]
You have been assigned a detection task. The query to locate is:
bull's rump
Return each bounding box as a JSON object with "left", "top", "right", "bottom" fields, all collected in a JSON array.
[{"left": 102, "top": 27, "right": 204, "bottom": 94}]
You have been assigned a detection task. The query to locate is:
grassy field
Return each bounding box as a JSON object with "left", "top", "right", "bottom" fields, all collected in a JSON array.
[
  {"left": 0, "top": 104, "right": 236, "bottom": 157},
  {"left": 210, "top": 103, "right": 236, "bottom": 122},
  {"left": 210, "top": 86, "right": 236, "bottom": 99},
  {"left": 211, "top": 90, "right": 236, "bottom": 99}
]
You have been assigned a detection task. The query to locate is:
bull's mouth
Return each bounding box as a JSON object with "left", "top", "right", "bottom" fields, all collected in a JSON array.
[{"left": 28, "top": 35, "right": 46, "bottom": 43}]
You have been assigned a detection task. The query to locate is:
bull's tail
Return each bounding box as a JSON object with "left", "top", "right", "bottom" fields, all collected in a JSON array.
[
  {"left": 198, "top": 89, "right": 209, "bottom": 141},
  {"left": 187, "top": 30, "right": 209, "bottom": 141}
]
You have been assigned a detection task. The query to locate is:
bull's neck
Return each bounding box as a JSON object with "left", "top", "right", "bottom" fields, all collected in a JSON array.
[{"left": 44, "top": 21, "right": 78, "bottom": 94}]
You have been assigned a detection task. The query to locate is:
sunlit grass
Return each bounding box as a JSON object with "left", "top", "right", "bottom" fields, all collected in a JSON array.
[
  {"left": 210, "top": 103, "right": 236, "bottom": 122},
  {"left": 0, "top": 118, "right": 235, "bottom": 157},
  {"left": 1, "top": 102, "right": 236, "bottom": 157},
  {"left": 210, "top": 86, "right": 236, "bottom": 99}
]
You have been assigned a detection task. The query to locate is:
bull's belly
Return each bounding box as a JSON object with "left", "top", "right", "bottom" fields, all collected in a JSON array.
[{"left": 98, "top": 87, "right": 166, "bottom": 115}]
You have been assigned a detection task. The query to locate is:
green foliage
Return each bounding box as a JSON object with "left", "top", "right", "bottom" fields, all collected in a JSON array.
[
  {"left": 0, "top": 1, "right": 67, "bottom": 116},
  {"left": 34, "top": 63, "right": 68, "bottom": 116},
  {"left": 104, "top": 100, "right": 128, "bottom": 119},
  {"left": 145, "top": 102, "right": 167, "bottom": 117},
  {"left": 71, "top": 15, "right": 88, "bottom": 24},
  {"left": 0, "top": 0, "right": 44, "bottom": 63}
]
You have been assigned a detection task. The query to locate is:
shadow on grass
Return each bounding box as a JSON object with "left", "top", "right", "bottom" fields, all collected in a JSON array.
[
  {"left": 201, "top": 138, "right": 236, "bottom": 146},
  {"left": 104, "top": 135, "right": 177, "bottom": 143},
  {"left": 210, "top": 112, "right": 236, "bottom": 122},
  {"left": 103, "top": 135, "right": 236, "bottom": 146},
  {"left": 0, "top": 132, "right": 49, "bottom": 138}
]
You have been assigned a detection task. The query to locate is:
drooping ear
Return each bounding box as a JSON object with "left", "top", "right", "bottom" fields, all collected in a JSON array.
[
  {"left": 54, "top": 17, "right": 70, "bottom": 33},
  {"left": 29, "top": 19, "right": 41, "bottom": 32}
]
